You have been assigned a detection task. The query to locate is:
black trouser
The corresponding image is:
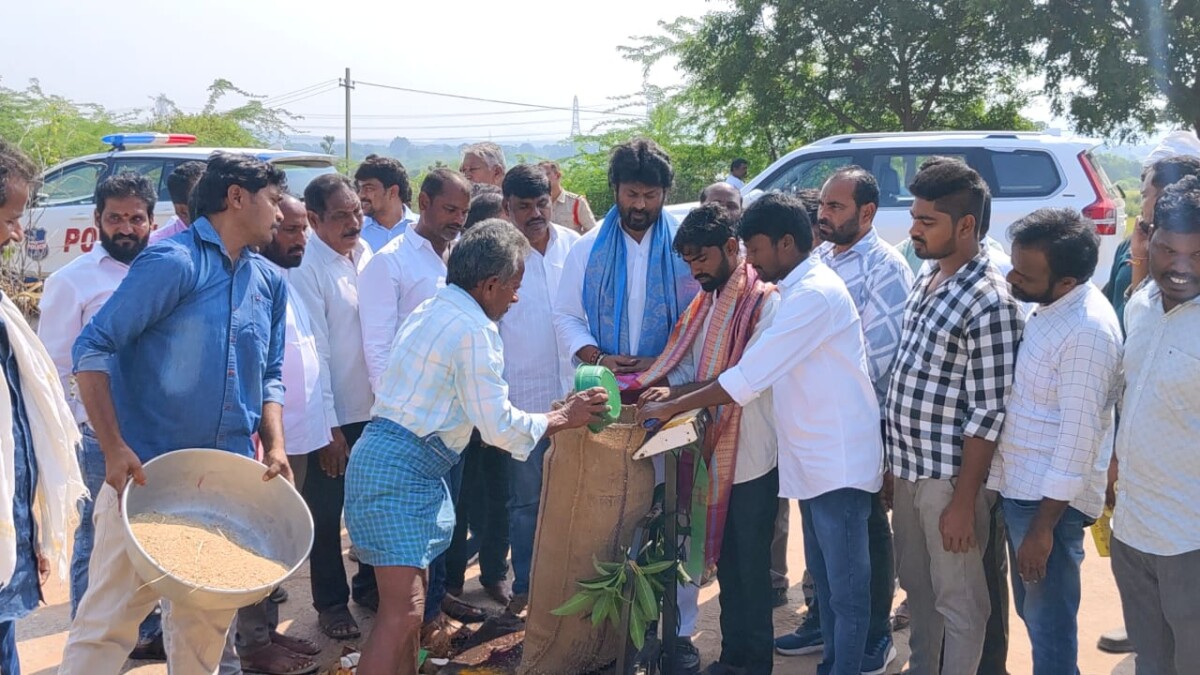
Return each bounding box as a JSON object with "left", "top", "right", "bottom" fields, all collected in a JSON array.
[
  {"left": 293, "top": 421, "right": 377, "bottom": 612},
  {"left": 716, "top": 468, "right": 778, "bottom": 674},
  {"left": 977, "top": 498, "right": 1010, "bottom": 675},
  {"left": 446, "top": 433, "right": 511, "bottom": 589}
]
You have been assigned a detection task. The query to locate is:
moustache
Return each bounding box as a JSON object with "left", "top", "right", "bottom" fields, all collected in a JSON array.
[
  {"left": 288, "top": 246, "right": 305, "bottom": 255},
  {"left": 110, "top": 234, "right": 141, "bottom": 244}
]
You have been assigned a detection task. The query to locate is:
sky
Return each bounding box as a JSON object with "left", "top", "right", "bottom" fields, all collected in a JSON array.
[{"left": 1, "top": 0, "right": 711, "bottom": 143}]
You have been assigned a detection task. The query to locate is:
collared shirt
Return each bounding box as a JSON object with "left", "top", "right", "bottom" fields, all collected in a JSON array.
[
  {"left": 360, "top": 207, "right": 417, "bottom": 253},
  {"left": 273, "top": 264, "right": 334, "bottom": 456},
  {"left": 680, "top": 291, "right": 780, "bottom": 484},
  {"left": 1112, "top": 283, "right": 1200, "bottom": 555},
  {"left": 290, "top": 235, "right": 375, "bottom": 426},
  {"left": 719, "top": 257, "right": 884, "bottom": 500},
  {"left": 554, "top": 221, "right": 675, "bottom": 381},
  {"left": 989, "top": 284, "right": 1123, "bottom": 519},
  {"left": 0, "top": 314, "right": 41, "bottom": 622},
  {"left": 551, "top": 191, "right": 597, "bottom": 235},
  {"left": 885, "top": 251, "right": 1024, "bottom": 482},
  {"left": 817, "top": 228, "right": 915, "bottom": 406},
  {"left": 498, "top": 225, "right": 579, "bottom": 413},
  {"left": 724, "top": 174, "right": 746, "bottom": 190},
  {"left": 373, "top": 284, "right": 548, "bottom": 460},
  {"left": 38, "top": 248, "right": 129, "bottom": 425},
  {"left": 73, "top": 218, "right": 287, "bottom": 462},
  {"left": 358, "top": 229, "right": 447, "bottom": 391},
  {"left": 148, "top": 216, "right": 188, "bottom": 246}
]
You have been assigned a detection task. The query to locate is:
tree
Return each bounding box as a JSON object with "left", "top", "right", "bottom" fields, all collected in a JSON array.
[
  {"left": 1042, "top": 0, "right": 1200, "bottom": 141},
  {"left": 622, "top": 2, "right": 1038, "bottom": 165},
  {"left": 320, "top": 135, "right": 336, "bottom": 155},
  {"left": 148, "top": 79, "right": 296, "bottom": 148}
]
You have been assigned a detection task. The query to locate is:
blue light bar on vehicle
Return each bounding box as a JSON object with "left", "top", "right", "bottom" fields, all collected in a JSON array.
[{"left": 102, "top": 133, "right": 197, "bottom": 150}]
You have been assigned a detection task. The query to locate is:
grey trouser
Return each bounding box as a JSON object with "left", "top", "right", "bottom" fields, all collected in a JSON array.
[
  {"left": 892, "top": 478, "right": 994, "bottom": 675},
  {"left": 1112, "top": 538, "right": 1200, "bottom": 675}
]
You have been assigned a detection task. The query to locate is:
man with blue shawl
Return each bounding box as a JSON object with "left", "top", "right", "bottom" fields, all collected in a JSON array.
[{"left": 554, "top": 137, "right": 702, "bottom": 672}]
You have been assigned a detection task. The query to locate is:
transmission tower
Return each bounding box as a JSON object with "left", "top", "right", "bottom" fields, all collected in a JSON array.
[{"left": 570, "top": 95, "right": 582, "bottom": 137}]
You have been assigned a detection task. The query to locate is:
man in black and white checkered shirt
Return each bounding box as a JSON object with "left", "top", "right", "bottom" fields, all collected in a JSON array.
[{"left": 883, "top": 158, "right": 1024, "bottom": 675}]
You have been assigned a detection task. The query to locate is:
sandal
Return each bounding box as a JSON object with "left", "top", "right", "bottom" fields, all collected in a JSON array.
[
  {"left": 270, "top": 630, "right": 321, "bottom": 656},
  {"left": 319, "top": 606, "right": 362, "bottom": 641},
  {"left": 240, "top": 642, "right": 319, "bottom": 675},
  {"left": 441, "top": 595, "right": 488, "bottom": 623}
]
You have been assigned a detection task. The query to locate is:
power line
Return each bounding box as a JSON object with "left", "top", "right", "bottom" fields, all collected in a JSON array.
[
  {"left": 354, "top": 80, "right": 644, "bottom": 118},
  {"left": 262, "top": 80, "right": 338, "bottom": 106},
  {"left": 291, "top": 109, "right": 623, "bottom": 120},
  {"left": 300, "top": 118, "right": 573, "bottom": 131},
  {"left": 268, "top": 84, "right": 340, "bottom": 108}
]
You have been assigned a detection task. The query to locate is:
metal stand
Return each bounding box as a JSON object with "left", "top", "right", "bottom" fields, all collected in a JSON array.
[{"left": 660, "top": 449, "right": 680, "bottom": 675}]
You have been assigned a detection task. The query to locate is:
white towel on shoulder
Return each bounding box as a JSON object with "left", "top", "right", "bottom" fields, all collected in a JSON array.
[{"left": 0, "top": 292, "right": 86, "bottom": 585}]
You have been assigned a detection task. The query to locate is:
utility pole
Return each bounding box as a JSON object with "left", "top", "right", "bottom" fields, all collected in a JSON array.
[
  {"left": 570, "top": 95, "right": 582, "bottom": 138},
  {"left": 339, "top": 68, "right": 354, "bottom": 168}
]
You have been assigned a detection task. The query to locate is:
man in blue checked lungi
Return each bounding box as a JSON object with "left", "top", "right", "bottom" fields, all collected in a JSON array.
[{"left": 344, "top": 219, "right": 610, "bottom": 675}]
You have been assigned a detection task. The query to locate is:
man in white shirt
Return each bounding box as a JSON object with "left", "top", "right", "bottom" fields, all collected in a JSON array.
[
  {"left": 358, "top": 169, "right": 471, "bottom": 390},
  {"left": 638, "top": 192, "right": 884, "bottom": 674},
  {"left": 355, "top": 154, "right": 415, "bottom": 253},
  {"left": 724, "top": 158, "right": 749, "bottom": 191},
  {"left": 290, "top": 174, "right": 379, "bottom": 640},
  {"left": 1110, "top": 176, "right": 1200, "bottom": 672},
  {"left": 459, "top": 142, "right": 506, "bottom": 188},
  {"left": 38, "top": 172, "right": 162, "bottom": 658},
  {"left": 776, "top": 167, "right": 913, "bottom": 674},
  {"left": 553, "top": 138, "right": 702, "bottom": 671},
  {"left": 493, "top": 165, "right": 579, "bottom": 613},
  {"left": 635, "top": 203, "right": 779, "bottom": 675},
  {"left": 989, "top": 207, "right": 1122, "bottom": 674},
  {"left": 224, "top": 195, "right": 326, "bottom": 675},
  {"left": 148, "top": 161, "right": 204, "bottom": 245}
]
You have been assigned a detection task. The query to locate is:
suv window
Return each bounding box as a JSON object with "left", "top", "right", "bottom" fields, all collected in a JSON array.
[
  {"left": 111, "top": 158, "right": 170, "bottom": 202},
  {"left": 868, "top": 152, "right": 968, "bottom": 208},
  {"left": 987, "top": 150, "right": 1061, "bottom": 197},
  {"left": 39, "top": 160, "right": 107, "bottom": 207},
  {"left": 761, "top": 155, "right": 854, "bottom": 194}
]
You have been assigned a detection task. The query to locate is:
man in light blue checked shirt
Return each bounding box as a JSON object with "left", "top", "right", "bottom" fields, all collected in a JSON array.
[{"left": 775, "top": 167, "right": 913, "bottom": 674}]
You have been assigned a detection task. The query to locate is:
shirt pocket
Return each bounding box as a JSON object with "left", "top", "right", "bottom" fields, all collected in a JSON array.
[
  {"left": 1157, "top": 344, "right": 1200, "bottom": 412},
  {"left": 918, "top": 316, "right": 960, "bottom": 372}
]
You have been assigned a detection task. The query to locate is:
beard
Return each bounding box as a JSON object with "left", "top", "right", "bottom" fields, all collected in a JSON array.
[
  {"left": 100, "top": 230, "right": 148, "bottom": 264},
  {"left": 618, "top": 205, "right": 660, "bottom": 232}
]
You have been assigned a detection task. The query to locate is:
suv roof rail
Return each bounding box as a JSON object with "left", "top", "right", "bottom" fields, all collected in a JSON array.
[{"left": 811, "top": 130, "right": 1054, "bottom": 146}]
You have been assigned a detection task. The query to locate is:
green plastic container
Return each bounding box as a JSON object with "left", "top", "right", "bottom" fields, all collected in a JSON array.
[{"left": 573, "top": 364, "right": 622, "bottom": 433}]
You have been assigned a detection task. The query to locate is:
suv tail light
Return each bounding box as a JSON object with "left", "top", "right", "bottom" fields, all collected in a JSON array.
[{"left": 1079, "top": 151, "right": 1119, "bottom": 235}]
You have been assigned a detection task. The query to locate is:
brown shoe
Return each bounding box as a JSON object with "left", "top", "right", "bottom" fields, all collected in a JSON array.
[{"left": 484, "top": 580, "right": 512, "bottom": 606}]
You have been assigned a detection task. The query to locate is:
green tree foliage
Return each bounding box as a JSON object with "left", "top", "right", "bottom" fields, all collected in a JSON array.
[
  {"left": 1042, "top": 1, "right": 1200, "bottom": 141},
  {"left": 0, "top": 78, "right": 293, "bottom": 171}
]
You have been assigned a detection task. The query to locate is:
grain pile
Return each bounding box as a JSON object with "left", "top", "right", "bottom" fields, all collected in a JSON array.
[{"left": 129, "top": 512, "right": 289, "bottom": 589}]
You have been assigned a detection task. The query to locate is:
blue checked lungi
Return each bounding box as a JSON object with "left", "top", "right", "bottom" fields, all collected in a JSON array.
[{"left": 344, "top": 417, "right": 462, "bottom": 568}]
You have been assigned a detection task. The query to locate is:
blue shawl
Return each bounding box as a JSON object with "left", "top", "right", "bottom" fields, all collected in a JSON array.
[{"left": 582, "top": 206, "right": 699, "bottom": 357}]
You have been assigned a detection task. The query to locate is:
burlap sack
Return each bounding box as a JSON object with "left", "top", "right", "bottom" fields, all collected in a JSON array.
[{"left": 519, "top": 407, "right": 654, "bottom": 675}]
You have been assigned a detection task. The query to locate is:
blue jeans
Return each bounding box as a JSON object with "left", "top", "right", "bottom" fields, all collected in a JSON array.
[
  {"left": 508, "top": 438, "right": 548, "bottom": 596},
  {"left": 0, "top": 620, "right": 18, "bottom": 675},
  {"left": 424, "top": 457, "right": 466, "bottom": 622},
  {"left": 1001, "top": 498, "right": 1088, "bottom": 675},
  {"left": 800, "top": 488, "right": 872, "bottom": 675},
  {"left": 71, "top": 426, "right": 161, "bottom": 642}
]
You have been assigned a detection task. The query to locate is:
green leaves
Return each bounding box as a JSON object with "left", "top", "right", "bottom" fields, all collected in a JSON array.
[{"left": 549, "top": 551, "right": 690, "bottom": 653}]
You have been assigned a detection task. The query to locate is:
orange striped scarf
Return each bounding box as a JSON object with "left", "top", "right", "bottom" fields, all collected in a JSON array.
[{"left": 635, "top": 262, "right": 773, "bottom": 569}]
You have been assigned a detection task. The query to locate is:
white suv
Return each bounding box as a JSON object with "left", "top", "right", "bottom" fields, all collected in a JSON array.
[
  {"left": 19, "top": 134, "right": 337, "bottom": 279},
  {"left": 669, "top": 131, "right": 1126, "bottom": 282}
]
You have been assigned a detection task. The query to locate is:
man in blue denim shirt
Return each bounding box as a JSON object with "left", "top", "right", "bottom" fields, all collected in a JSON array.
[{"left": 62, "top": 152, "right": 293, "bottom": 675}]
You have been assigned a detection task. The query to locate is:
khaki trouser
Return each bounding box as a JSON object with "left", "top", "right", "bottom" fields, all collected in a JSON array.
[
  {"left": 61, "top": 483, "right": 237, "bottom": 675},
  {"left": 892, "top": 478, "right": 994, "bottom": 675}
]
